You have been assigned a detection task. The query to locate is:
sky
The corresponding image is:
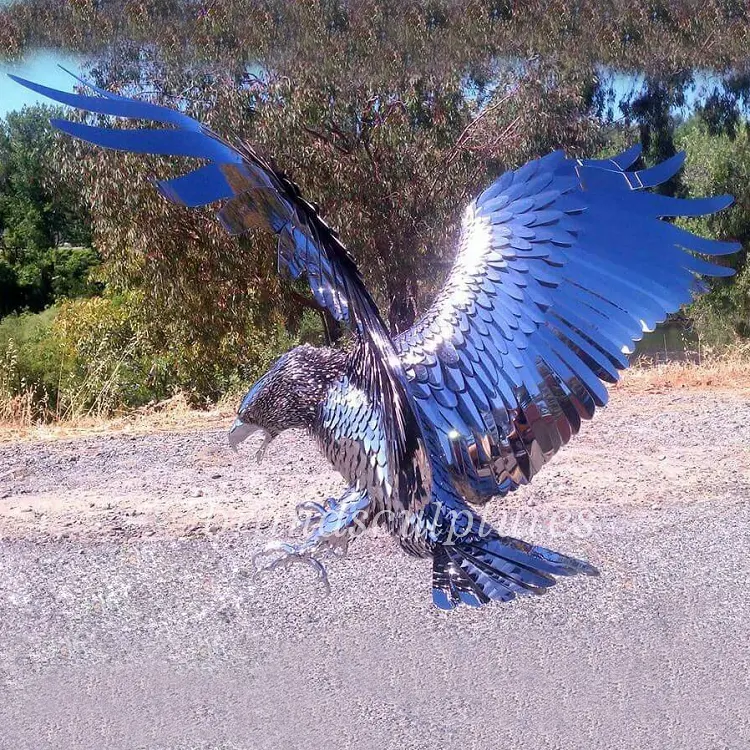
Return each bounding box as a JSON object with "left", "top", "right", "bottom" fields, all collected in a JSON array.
[{"left": 0, "top": 50, "right": 83, "bottom": 117}]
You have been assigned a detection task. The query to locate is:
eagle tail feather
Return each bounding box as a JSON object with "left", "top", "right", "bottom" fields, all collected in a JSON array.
[{"left": 431, "top": 531, "right": 598, "bottom": 610}]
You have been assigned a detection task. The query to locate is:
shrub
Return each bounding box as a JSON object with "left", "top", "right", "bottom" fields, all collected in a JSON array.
[
  {"left": 0, "top": 298, "right": 159, "bottom": 421},
  {"left": 52, "top": 294, "right": 160, "bottom": 417},
  {"left": 0, "top": 307, "right": 60, "bottom": 422},
  {"left": 0, "top": 293, "right": 322, "bottom": 424},
  {"left": 49, "top": 245, "right": 103, "bottom": 301},
  {"left": 0, "top": 244, "right": 102, "bottom": 315}
]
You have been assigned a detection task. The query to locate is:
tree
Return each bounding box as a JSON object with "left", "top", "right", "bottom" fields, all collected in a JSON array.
[
  {"left": 31, "top": 3, "right": 600, "bottom": 344},
  {"left": 0, "top": 105, "right": 95, "bottom": 313},
  {"left": 0, "top": 105, "right": 90, "bottom": 252},
  {"left": 3, "top": 0, "right": 750, "bottom": 368}
]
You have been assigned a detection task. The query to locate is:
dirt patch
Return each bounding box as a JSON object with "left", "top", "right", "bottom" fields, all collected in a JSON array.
[{"left": 0, "top": 389, "right": 748, "bottom": 542}]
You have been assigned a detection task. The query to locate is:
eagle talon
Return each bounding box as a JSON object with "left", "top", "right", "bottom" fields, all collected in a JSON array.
[{"left": 253, "top": 540, "right": 331, "bottom": 594}]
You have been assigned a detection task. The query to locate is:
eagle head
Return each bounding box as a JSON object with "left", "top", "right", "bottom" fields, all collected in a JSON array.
[{"left": 228, "top": 343, "right": 346, "bottom": 462}]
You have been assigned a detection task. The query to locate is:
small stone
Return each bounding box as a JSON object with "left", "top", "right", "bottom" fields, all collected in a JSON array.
[
  {"left": 211, "top": 473, "right": 222, "bottom": 480},
  {"left": 190, "top": 488, "right": 204, "bottom": 498}
]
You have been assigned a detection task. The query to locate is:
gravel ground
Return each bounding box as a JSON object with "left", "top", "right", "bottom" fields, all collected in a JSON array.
[{"left": 0, "top": 388, "right": 749, "bottom": 749}]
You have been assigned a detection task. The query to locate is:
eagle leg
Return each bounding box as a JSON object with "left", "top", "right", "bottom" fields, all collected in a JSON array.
[{"left": 253, "top": 487, "right": 370, "bottom": 594}]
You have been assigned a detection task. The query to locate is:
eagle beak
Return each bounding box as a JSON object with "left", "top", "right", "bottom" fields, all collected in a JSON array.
[
  {"left": 228, "top": 418, "right": 256, "bottom": 450},
  {"left": 228, "top": 419, "right": 272, "bottom": 464}
]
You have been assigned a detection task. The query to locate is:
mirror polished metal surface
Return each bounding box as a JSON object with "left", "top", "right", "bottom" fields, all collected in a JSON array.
[{"left": 12, "top": 71, "right": 738, "bottom": 609}]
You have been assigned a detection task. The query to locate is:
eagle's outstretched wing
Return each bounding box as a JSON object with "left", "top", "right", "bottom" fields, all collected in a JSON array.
[
  {"left": 11, "top": 72, "right": 431, "bottom": 510},
  {"left": 396, "top": 146, "right": 737, "bottom": 501}
]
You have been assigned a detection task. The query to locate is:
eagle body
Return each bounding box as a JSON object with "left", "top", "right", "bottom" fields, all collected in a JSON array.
[
  {"left": 16, "top": 71, "right": 738, "bottom": 609},
  {"left": 254, "top": 341, "right": 495, "bottom": 569}
]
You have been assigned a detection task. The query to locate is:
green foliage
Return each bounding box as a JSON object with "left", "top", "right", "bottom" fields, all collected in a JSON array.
[
  {"left": 0, "top": 292, "right": 313, "bottom": 422},
  {"left": 1, "top": 244, "right": 102, "bottom": 314},
  {"left": 0, "top": 104, "right": 90, "bottom": 252},
  {"left": 48, "top": 245, "right": 103, "bottom": 300},
  {"left": 0, "top": 105, "right": 97, "bottom": 314},
  {"left": 52, "top": 295, "right": 159, "bottom": 414},
  {"left": 0, "top": 306, "right": 61, "bottom": 389},
  {"left": 676, "top": 117, "right": 750, "bottom": 340},
  {"left": 0, "top": 256, "right": 22, "bottom": 316}
]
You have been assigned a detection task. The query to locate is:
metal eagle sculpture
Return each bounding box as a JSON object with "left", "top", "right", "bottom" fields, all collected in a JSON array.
[{"left": 13, "top": 72, "right": 738, "bottom": 609}]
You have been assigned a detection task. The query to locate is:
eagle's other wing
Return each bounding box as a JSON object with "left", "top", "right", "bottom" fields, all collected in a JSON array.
[
  {"left": 11, "top": 72, "right": 431, "bottom": 510},
  {"left": 395, "top": 146, "right": 737, "bottom": 500}
]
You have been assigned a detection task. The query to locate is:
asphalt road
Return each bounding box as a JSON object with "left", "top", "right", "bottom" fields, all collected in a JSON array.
[{"left": 1, "top": 390, "right": 749, "bottom": 749}]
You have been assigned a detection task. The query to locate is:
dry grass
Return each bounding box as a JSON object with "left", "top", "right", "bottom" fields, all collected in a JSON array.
[
  {"left": 619, "top": 343, "right": 750, "bottom": 394},
  {"left": 0, "top": 393, "right": 234, "bottom": 444},
  {"left": 0, "top": 387, "right": 45, "bottom": 427}
]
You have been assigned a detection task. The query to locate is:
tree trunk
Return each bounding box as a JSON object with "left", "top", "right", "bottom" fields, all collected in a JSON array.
[{"left": 387, "top": 275, "right": 418, "bottom": 335}]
